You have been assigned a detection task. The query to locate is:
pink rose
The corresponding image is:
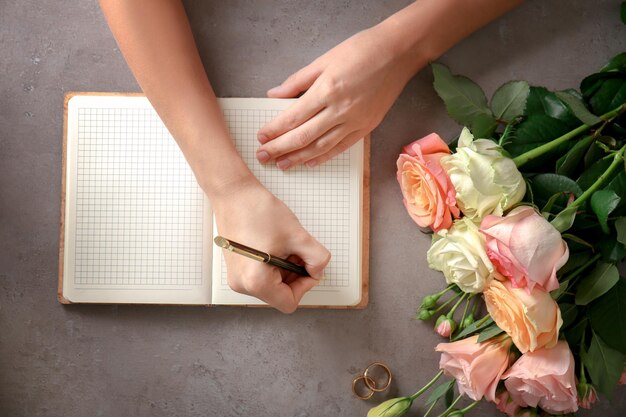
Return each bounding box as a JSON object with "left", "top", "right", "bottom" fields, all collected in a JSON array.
[
  {"left": 435, "top": 316, "right": 455, "bottom": 337},
  {"left": 495, "top": 390, "right": 521, "bottom": 417},
  {"left": 484, "top": 279, "right": 562, "bottom": 353},
  {"left": 503, "top": 341, "right": 578, "bottom": 414},
  {"left": 397, "top": 133, "right": 459, "bottom": 231},
  {"left": 435, "top": 335, "right": 513, "bottom": 402},
  {"left": 480, "top": 206, "right": 569, "bottom": 292}
]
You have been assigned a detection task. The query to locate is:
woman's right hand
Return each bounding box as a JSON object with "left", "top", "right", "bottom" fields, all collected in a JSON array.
[{"left": 212, "top": 178, "right": 331, "bottom": 313}]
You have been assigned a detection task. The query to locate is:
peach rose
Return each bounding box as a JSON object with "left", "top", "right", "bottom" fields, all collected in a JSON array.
[
  {"left": 503, "top": 341, "right": 578, "bottom": 414},
  {"left": 484, "top": 279, "right": 562, "bottom": 353},
  {"left": 397, "top": 133, "right": 459, "bottom": 231},
  {"left": 435, "top": 335, "right": 513, "bottom": 402},
  {"left": 480, "top": 206, "right": 569, "bottom": 292},
  {"left": 495, "top": 390, "right": 521, "bottom": 417}
]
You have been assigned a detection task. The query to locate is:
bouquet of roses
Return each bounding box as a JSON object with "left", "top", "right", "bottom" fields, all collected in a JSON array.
[{"left": 369, "top": 36, "right": 626, "bottom": 417}]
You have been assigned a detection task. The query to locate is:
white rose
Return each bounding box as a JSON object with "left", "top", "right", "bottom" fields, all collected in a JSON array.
[
  {"left": 440, "top": 128, "right": 525, "bottom": 220},
  {"left": 426, "top": 217, "right": 494, "bottom": 293}
]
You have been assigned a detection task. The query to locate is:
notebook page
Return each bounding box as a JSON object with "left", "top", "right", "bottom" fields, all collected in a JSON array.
[
  {"left": 211, "top": 99, "right": 363, "bottom": 306},
  {"left": 63, "top": 95, "right": 212, "bottom": 304}
]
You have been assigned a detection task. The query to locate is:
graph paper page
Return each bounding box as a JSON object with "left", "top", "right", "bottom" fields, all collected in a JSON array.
[
  {"left": 63, "top": 95, "right": 212, "bottom": 304},
  {"left": 211, "top": 99, "right": 363, "bottom": 306}
]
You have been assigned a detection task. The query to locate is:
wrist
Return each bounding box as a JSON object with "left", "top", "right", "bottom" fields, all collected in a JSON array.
[
  {"left": 201, "top": 167, "right": 261, "bottom": 203},
  {"left": 374, "top": 4, "right": 432, "bottom": 80}
]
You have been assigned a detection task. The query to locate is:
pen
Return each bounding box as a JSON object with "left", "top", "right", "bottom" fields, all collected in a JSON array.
[{"left": 214, "top": 236, "right": 310, "bottom": 277}]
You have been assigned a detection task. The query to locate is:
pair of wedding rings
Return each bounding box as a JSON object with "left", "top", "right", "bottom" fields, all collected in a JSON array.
[{"left": 351, "top": 362, "right": 393, "bottom": 400}]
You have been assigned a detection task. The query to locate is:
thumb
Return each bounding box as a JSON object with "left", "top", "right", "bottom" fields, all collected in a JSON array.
[
  {"left": 290, "top": 234, "right": 331, "bottom": 279},
  {"left": 267, "top": 64, "right": 321, "bottom": 98}
]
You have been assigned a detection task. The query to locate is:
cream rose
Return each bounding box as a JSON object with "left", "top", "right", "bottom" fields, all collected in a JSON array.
[
  {"left": 503, "top": 341, "right": 578, "bottom": 414},
  {"left": 440, "top": 128, "right": 526, "bottom": 220},
  {"left": 427, "top": 217, "right": 495, "bottom": 293},
  {"left": 484, "top": 279, "right": 562, "bottom": 353}
]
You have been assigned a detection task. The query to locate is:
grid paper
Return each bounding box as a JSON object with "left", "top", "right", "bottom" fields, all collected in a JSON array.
[
  {"left": 74, "top": 107, "right": 204, "bottom": 287},
  {"left": 219, "top": 108, "right": 351, "bottom": 288}
]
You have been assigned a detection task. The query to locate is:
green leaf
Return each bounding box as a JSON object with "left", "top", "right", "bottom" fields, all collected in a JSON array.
[
  {"left": 575, "top": 262, "right": 619, "bottom": 305},
  {"left": 491, "top": 81, "right": 530, "bottom": 123},
  {"left": 477, "top": 323, "right": 504, "bottom": 343},
  {"left": 431, "top": 63, "right": 497, "bottom": 138},
  {"left": 555, "top": 91, "right": 602, "bottom": 126},
  {"left": 588, "top": 78, "right": 626, "bottom": 116},
  {"left": 559, "top": 303, "right": 578, "bottom": 328},
  {"left": 445, "top": 384, "right": 455, "bottom": 408},
  {"left": 598, "top": 237, "right": 626, "bottom": 263},
  {"left": 606, "top": 171, "right": 626, "bottom": 208},
  {"left": 505, "top": 115, "right": 572, "bottom": 159},
  {"left": 601, "top": 52, "right": 626, "bottom": 72},
  {"left": 584, "top": 332, "right": 625, "bottom": 398},
  {"left": 556, "top": 135, "right": 594, "bottom": 177},
  {"left": 470, "top": 115, "right": 499, "bottom": 139},
  {"left": 452, "top": 317, "right": 494, "bottom": 341},
  {"left": 565, "top": 317, "right": 588, "bottom": 347},
  {"left": 562, "top": 234, "right": 595, "bottom": 250},
  {"left": 542, "top": 192, "right": 567, "bottom": 217},
  {"left": 591, "top": 190, "right": 621, "bottom": 234},
  {"left": 621, "top": 2, "right": 626, "bottom": 25},
  {"left": 559, "top": 251, "right": 593, "bottom": 275},
  {"left": 525, "top": 87, "right": 578, "bottom": 126},
  {"left": 616, "top": 217, "right": 626, "bottom": 244},
  {"left": 577, "top": 158, "right": 613, "bottom": 190},
  {"left": 532, "top": 174, "right": 583, "bottom": 198},
  {"left": 425, "top": 381, "right": 454, "bottom": 406},
  {"left": 589, "top": 277, "right": 626, "bottom": 354},
  {"left": 551, "top": 279, "right": 570, "bottom": 300},
  {"left": 551, "top": 206, "right": 577, "bottom": 233},
  {"left": 584, "top": 141, "right": 606, "bottom": 168}
]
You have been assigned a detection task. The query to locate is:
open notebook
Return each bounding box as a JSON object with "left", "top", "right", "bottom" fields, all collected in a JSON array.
[{"left": 58, "top": 93, "right": 369, "bottom": 308}]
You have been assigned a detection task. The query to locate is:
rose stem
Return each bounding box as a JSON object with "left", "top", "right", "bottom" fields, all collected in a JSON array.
[{"left": 512, "top": 103, "right": 626, "bottom": 168}]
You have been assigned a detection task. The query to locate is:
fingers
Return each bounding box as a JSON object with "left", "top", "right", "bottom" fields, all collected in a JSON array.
[
  {"left": 303, "top": 131, "right": 364, "bottom": 168},
  {"left": 289, "top": 234, "right": 331, "bottom": 279},
  {"left": 273, "top": 126, "right": 354, "bottom": 169},
  {"left": 258, "top": 270, "right": 318, "bottom": 314},
  {"left": 256, "top": 91, "right": 326, "bottom": 150},
  {"left": 257, "top": 109, "right": 339, "bottom": 167},
  {"left": 266, "top": 64, "right": 321, "bottom": 99}
]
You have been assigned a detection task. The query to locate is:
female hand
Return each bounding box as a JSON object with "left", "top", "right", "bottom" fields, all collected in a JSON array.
[
  {"left": 212, "top": 179, "right": 331, "bottom": 313},
  {"left": 256, "top": 24, "right": 416, "bottom": 169}
]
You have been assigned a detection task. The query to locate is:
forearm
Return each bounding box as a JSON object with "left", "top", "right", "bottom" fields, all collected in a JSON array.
[
  {"left": 378, "top": 0, "right": 524, "bottom": 79},
  {"left": 99, "top": 0, "right": 255, "bottom": 199}
]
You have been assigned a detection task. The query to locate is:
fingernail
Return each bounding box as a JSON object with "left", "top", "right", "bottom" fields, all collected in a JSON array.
[
  {"left": 276, "top": 159, "right": 291, "bottom": 170},
  {"left": 256, "top": 150, "right": 270, "bottom": 163},
  {"left": 305, "top": 160, "right": 317, "bottom": 168},
  {"left": 257, "top": 133, "right": 268, "bottom": 144},
  {"left": 267, "top": 86, "right": 280, "bottom": 95}
]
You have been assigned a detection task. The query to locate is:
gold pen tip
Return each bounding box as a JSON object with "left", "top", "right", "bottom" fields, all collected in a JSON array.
[{"left": 214, "top": 236, "right": 230, "bottom": 248}]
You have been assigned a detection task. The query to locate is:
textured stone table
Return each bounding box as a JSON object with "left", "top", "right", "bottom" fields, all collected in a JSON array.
[{"left": 1, "top": 1, "right": 625, "bottom": 416}]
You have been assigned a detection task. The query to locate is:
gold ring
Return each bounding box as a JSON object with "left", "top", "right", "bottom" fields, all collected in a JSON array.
[
  {"left": 352, "top": 374, "right": 376, "bottom": 400},
  {"left": 364, "top": 362, "right": 392, "bottom": 392}
]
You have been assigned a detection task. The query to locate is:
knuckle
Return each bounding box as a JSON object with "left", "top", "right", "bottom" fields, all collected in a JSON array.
[
  {"left": 295, "top": 130, "right": 312, "bottom": 147},
  {"left": 242, "top": 277, "right": 264, "bottom": 295},
  {"left": 280, "top": 303, "right": 298, "bottom": 314},
  {"left": 228, "top": 278, "right": 245, "bottom": 294}
]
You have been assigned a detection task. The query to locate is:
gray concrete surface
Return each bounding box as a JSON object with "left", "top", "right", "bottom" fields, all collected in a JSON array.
[{"left": 1, "top": 1, "right": 625, "bottom": 416}]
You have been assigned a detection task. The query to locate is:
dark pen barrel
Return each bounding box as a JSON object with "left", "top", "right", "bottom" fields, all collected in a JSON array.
[{"left": 268, "top": 256, "right": 310, "bottom": 277}]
